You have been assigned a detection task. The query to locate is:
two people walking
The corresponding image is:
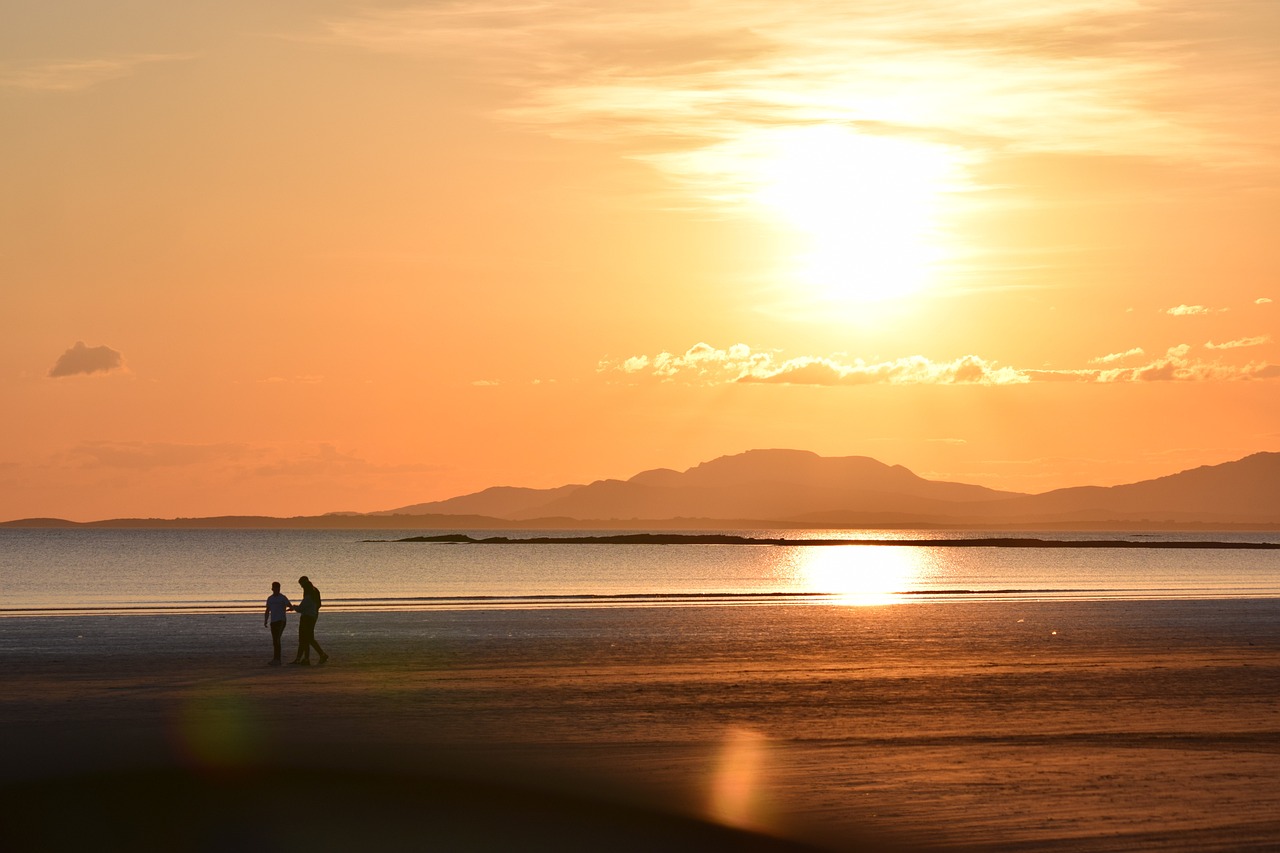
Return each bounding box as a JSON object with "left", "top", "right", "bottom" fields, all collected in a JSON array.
[{"left": 263, "top": 575, "right": 328, "bottom": 666}]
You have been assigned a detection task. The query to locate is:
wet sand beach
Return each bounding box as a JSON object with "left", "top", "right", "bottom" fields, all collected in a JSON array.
[{"left": 2, "top": 600, "right": 1279, "bottom": 851}]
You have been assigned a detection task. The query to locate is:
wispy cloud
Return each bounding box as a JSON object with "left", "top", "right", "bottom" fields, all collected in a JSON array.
[
  {"left": 1074, "top": 345, "right": 1280, "bottom": 382},
  {"left": 316, "top": 1, "right": 1272, "bottom": 194},
  {"left": 250, "top": 444, "right": 442, "bottom": 478},
  {"left": 1206, "top": 335, "right": 1271, "bottom": 350},
  {"left": 61, "top": 441, "right": 442, "bottom": 479},
  {"left": 48, "top": 341, "right": 124, "bottom": 378},
  {"left": 258, "top": 375, "right": 325, "bottom": 385},
  {"left": 600, "top": 341, "right": 1280, "bottom": 386},
  {"left": 64, "top": 441, "right": 252, "bottom": 470},
  {"left": 1258, "top": 297, "right": 1274, "bottom": 305},
  {"left": 0, "top": 54, "right": 191, "bottom": 92},
  {"left": 1091, "top": 347, "right": 1145, "bottom": 363},
  {"left": 1165, "top": 304, "right": 1218, "bottom": 316}
]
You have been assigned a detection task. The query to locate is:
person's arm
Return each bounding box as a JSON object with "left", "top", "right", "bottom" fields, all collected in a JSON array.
[{"left": 264, "top": 600, "right": 270, "bottom": 627}]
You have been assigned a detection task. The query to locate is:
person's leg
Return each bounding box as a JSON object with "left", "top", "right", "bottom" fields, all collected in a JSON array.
[
  {"left": 309, "top": 619, "right": 326, "bottom": 662},
  {"left": 270, "top": 620, "right": 285, "bottom": 662},
  {"left": 293, "top": 618, "right": 309, "bottom": 663},
  {"left": 298, "top": 615, "right": 316, "bottom": 662}
]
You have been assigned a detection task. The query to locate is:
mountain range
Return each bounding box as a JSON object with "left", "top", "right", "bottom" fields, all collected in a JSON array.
[
  {"left": 5, "top": 449, "right": 1278, "bottom": 528},
  {"left": 372, "top": 448, "right": 1280, "bottom": 528}
]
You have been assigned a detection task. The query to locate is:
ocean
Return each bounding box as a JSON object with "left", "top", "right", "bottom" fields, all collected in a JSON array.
[{"left": 3, "top": 528, "right": 1279, "bottom": 616}]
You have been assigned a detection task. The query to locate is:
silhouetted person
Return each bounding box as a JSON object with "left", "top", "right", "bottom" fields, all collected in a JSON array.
[
  {"left": 291, "top": 575, "right": 328, "bottom": 665},
  {"left": 264, "top": 581, "right": 291, "bottom": 666}
]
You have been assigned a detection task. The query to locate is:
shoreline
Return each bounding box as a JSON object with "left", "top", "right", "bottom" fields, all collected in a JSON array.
[
  {"left": 3, "top": 600, "right": 1279, "bottom": 850},
  {"left": 7, "top": 589, "right": 1280, "bottom": 619}
]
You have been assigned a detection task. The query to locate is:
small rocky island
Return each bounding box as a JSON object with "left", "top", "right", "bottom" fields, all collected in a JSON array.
[{"left": 375, "top": 533, "right": 1280, "bottom": 549}]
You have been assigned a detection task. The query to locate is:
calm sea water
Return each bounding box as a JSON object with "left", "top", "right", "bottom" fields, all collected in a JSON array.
[{"left": 3, "top": 528, "right": 1279, "bottom": 616}]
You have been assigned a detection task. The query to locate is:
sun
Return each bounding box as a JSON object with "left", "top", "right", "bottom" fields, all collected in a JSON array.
[{"left": 750, "top": 125, "right": 965, "bottom": 304}]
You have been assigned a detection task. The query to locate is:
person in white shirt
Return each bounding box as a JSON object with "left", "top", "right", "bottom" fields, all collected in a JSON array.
[{"left": 264, "top": 581, "right": 291, "bottom": 666}]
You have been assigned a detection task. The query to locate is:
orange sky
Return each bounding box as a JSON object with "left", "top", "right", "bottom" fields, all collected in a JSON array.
[{"left": 3, "top": 0, "right": 1278, "bottom": 521}]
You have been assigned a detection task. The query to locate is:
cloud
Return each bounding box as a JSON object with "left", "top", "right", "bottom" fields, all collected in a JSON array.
[
  {"left": 602, "top": 341, "right": 1280, "bottom": 386},
  {"left": 258, "top": 375, "right": 324, "bottom": 385},
  {"left": 65, "top": 442, "right": 252, "bottom": 470},
  {"left": 1205, "top": 335, "right": 1271, "bottom": 350},
  {"left": 250, "top": 444, "right": 443, "bottom": 478},
  {"left": 1165, "top": 304, "right": 1217, "bottom": 316},
  {"left": 0, "top": 54, "right": 191, "bottom": 92},
  {"left": 58, "top": 442, "right": 444, "bottom": 483},
  {"left": 48, "top": 341, "right": 125, "bottom": 378},
  {"left": 1246, "top": 364, "right": 1280, "bottom": 380},
  {"left": 741, "top": 354, "right": 1030, "bottom": 386},
  {"left": 602, "top": 343, "right": 1028, "bottom": 386},
  {"left": 1258, "top": 297, "right": 1273, "bottom": 305},
  {"left": 1091, "top": 347, "right": 1144, "bottom": 364},
  {"left": 1061, "top": 345, "right": 1279, "bottom": 383},
  {"left": 315, "top": 0, "right": 1272, "bottom": 223}
]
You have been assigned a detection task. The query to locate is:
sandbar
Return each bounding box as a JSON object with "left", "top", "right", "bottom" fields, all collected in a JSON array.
[{"left": 384, "top": 533, "right": 1280, "bottom": 548}]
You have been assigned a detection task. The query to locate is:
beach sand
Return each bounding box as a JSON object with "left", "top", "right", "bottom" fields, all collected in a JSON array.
[{"left": 2, "top": 600, "right": 1279, "bottom": 851}]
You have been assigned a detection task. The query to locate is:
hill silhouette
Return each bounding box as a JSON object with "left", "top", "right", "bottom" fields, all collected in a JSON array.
[
  {"left": 983, "top": 452, "right": 1280, "bottom": 525},
  {"left": 5, "top": 450, "right": 1277, "bottom": 529},
  {"left": 376, "top": 449, "right": 1280, "bottom": 527}
]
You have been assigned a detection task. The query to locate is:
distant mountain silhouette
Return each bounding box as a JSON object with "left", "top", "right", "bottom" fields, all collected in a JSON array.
[
  {"left": 387, "top": 484, "right": 583, "bottom": 519},
  {"left": 984, "top": 452, "right": 1280, "bottom": 524},
  {"left": 6, "top": 450, "right": 1276, "bottom": 529},
  {"left": 375, "top": 449, "right": 1280, "bottom": 527},
  {"left": 376, "top": 449, "right": 1021, "bottom": 521}
]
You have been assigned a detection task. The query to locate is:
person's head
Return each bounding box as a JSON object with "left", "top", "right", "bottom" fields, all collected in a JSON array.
[
  {"left": 272, "top": 581, "right": 281, "bottom": 593},
  {"left": 298, "top": 575, "right": 310, "bottom": 589}
]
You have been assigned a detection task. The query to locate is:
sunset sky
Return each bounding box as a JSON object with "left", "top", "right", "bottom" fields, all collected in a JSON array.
[{"left": 3, "top": 0, "right": 1278, "bottom": 521}]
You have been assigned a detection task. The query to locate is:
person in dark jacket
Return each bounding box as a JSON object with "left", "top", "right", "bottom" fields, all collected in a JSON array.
[{"left": 290, "top": 575, "right": 328, "bottom": 666}]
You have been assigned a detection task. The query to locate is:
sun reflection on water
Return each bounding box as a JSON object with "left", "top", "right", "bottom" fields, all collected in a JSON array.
[{"left": 787, "top": 546, "right": 925, "bottom": 605}]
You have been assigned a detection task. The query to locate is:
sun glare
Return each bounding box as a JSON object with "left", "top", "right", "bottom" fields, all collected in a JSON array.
[
  {"left": 793, "top": 545, "right": 923, "bottom": 606},
  {"left": 751, "top": 125, "right": 965, "bottom": 304}
]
